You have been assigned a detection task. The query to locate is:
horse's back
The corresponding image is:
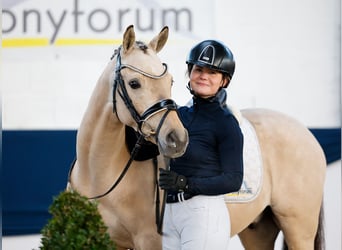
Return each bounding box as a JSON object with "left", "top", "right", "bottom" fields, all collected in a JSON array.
[
  {"left": 241, "top": 108, "right": 326, "bottom": 169},
  {"left": 242, "top": 107, "right": 326, "bottom": 176}
]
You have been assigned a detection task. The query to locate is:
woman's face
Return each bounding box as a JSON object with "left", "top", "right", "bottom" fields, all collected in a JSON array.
[{"left": 189, "top": 65, "right": 227, "bottom": 98}]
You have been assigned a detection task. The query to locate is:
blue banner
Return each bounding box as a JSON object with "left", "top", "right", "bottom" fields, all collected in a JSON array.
[{"left": 2, "top": 128, "right": 341, "bottom": 235}]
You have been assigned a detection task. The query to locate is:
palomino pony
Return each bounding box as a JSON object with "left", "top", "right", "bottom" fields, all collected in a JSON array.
[
  {"left": 68, "top": 25, "right": 188, "bottom": 250},
  {"left": 69, "top": 25, "right": 326, "bottom": 250}
]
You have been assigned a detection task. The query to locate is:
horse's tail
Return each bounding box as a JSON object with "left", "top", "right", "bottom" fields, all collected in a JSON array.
[{"left": 282, "top": 202, "right": 325, "bottom": 250}]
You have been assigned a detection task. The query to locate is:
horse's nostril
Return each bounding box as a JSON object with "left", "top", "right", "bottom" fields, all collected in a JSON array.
[
  {"left": 166, "top": 129, "right": 188, "bottom": 151},
  {"left": 167, "top": 131, "right": 178, "bottom": 148}
]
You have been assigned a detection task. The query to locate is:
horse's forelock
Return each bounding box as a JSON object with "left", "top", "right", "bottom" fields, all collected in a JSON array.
[
  {"left": 135, "top": 41, "right": 148, "bottom": 53},
  {"left": 111, "top": 42, "right": 149, "bottom": 59}
]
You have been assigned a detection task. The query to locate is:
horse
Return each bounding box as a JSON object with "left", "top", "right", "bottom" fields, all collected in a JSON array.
[
  {"left": 68, "top": 25, "right": 189, "bottom": 250},
  {"left": 69, "top": 25, "right": 326, "bottom": 250}
]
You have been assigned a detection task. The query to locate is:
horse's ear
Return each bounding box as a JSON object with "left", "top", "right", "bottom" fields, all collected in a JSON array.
[
  {"left": 122, "top": 25, "right": 136, "bottom": 53},
  {"left": 149, "top": 26, "right": 169, "bottom": 53}
]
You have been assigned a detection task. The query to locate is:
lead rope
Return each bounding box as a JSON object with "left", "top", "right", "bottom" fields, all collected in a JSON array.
[
  {"left": 156, "top": 156, "right": 170, "bottom": 235},
  {"left": 154, "top": 109, "right": 173, "bottom": 235},
  {"left": 154, "top": 157, "right": 162, "bottom": 234}
]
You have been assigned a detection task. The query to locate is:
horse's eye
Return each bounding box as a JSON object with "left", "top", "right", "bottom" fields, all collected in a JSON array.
[{"left": 128, "top": 80, "right": 141, "bottom": 89}]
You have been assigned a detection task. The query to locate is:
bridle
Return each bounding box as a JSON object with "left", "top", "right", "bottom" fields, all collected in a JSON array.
[
  {"left": 111, "top": 47, "right": 177, "bottom": 234},
  {"left": 68, "top": 46, "right": 177, "bottom": 234},
  {"left": 112, "top": 47, "right": 177, "bottom": 141}
]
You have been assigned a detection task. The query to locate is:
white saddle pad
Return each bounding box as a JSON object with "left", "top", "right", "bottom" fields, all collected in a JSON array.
[{"left": 225, "top": 117, "right": 263, "bottom": 203}]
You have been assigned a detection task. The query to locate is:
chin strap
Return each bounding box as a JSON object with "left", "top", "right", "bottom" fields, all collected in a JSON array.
[{"left": 186, "top": 81, "right": 195, "bottom": 95}]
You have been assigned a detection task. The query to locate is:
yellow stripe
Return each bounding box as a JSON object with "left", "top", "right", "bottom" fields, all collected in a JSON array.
[
  {"left": 55, "top": 38, "right": 122, "bottom": 46},
  {"left": 2, "top": 38, "right": 50, "bottom": 47},
  {"left": 2, "top": 38, "right": 122, "bottom": 47}
]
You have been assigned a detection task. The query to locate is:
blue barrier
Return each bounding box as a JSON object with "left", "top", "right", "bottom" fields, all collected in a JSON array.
[
  {"left": 2, "top": 128, "right": 340, "bottom": 235},
  {"left": 3, "top": 130, "right": 76, "bottom": 235}
]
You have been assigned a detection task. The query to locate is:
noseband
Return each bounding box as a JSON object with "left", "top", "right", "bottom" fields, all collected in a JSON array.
[{"left": 112, "top": 47, "right": 177, "bottom": 140}]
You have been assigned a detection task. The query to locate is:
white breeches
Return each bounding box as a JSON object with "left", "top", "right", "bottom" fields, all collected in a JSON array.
[{"left": 162, "top": 195, "right": 230, "bottom": 250}]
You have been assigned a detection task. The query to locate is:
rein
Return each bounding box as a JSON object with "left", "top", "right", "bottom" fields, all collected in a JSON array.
[
  {"left": 69, "top": 47, "right": 177, "bottom": 235},
  {"left": 68, "top": 134, "right": 145, "bottom": 200}
]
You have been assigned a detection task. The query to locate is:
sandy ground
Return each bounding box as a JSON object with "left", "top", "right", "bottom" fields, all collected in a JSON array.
[{"left": 2, "top": 161, "right": 340, "bottom": 250}]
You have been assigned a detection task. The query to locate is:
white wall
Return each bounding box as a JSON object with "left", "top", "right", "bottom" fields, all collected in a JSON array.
[
  {"left": 2, "top": 0, "right": 341, "bottom": 129},
  {"left": 213, "top": 0, "right": 341, "bottom": 128}
]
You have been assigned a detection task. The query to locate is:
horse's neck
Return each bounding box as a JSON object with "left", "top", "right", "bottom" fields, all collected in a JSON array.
[{"left": 76, "top": 72, "right": 129, "bottom": 179}]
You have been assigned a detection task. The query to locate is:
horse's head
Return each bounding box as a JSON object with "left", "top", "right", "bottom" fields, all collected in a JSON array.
[{"left": 111, "top": 25, "right": 188, "bottom": 158}]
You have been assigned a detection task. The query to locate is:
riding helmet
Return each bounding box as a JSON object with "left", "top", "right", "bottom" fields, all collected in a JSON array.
[{"left": 186, "top": 40, "right": 235, "bottom": 81}]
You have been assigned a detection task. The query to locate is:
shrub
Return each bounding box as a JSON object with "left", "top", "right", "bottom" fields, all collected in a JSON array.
[{"left": 39, "top": 190, "right": 116, "bottom": 250}]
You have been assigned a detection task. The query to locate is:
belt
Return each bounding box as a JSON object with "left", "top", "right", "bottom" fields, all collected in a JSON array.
[{"left": 166, "top": 192, "right": 194, "bottom": 203}]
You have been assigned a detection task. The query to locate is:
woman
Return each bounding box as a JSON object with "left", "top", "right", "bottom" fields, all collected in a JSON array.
[{"left": 159, "top": 40, "right": 244, "bottom": 250}]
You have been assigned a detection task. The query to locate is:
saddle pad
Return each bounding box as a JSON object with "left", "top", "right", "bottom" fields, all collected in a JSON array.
[{"left": 225, "top": 117, "right": 263, "bottom": 203}]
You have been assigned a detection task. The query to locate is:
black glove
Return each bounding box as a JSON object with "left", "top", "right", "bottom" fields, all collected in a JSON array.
[{"left": 159, "top": 168, "right": 187, "bottom": 192}]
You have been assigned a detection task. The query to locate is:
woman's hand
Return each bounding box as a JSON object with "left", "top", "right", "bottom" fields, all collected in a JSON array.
[{"left": 159, "top": 168, "right": 187, "bottom": 192}]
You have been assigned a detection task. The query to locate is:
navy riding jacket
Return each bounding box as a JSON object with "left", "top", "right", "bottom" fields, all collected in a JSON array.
[{"left": 170, "top": 91, "right": 244, "bottom": 196}]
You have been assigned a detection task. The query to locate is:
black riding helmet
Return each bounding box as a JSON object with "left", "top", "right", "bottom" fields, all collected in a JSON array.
[{"left": 186, "top": 40, "right": 235, "bottom": 82}]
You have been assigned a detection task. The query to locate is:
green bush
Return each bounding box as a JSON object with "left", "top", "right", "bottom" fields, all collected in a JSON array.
[{"left": 39, "top": 190, "right": 116, "bottom": 250}]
